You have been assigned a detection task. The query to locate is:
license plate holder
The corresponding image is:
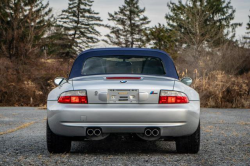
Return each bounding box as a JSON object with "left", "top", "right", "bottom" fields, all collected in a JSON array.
[{"left": 107, "top": 89, "right": 139, "bottom": 103}]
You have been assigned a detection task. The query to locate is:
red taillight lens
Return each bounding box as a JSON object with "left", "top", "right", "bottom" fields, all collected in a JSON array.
[
  {"left": 58, "top": 96, "right": 88, "bottom": 104},
  {"left": 159, "top": 91, "right": 189, "bottom": 104},
  {"left": 159, "top": 96, "right": 188, "bottom": 104},
  {"left": 58, "top": 91, "right": 88, "bottom": 104}
]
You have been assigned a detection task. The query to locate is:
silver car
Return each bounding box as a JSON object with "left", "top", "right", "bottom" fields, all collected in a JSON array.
[{"left": 47, "top": 48, "right": 200, "bottom": 153}]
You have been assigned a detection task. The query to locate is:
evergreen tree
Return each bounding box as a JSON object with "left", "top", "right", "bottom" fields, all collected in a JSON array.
[
  {"left": 244, "top": 14, "right": 250, "bottom": 47},
  {"left": 247, "top": 14, "right": 250, "bottom": 34},
  {"left": 58, "top": 0, "right": 103, "bottom": 57},
  {"left": 105, "top": 0, "right": 150, "bottom": 48},
  {"left": 0, "top": 0, "right": 53, "bottom": 60},
  {"left": 145, "top": 23, "right": 177, "bottom": 58},
  {"left": 44, "top": 25, "right": 73, "bottom": 59},
  {"left": 165, "top": 0, "right": 241, "bottom": 56}
]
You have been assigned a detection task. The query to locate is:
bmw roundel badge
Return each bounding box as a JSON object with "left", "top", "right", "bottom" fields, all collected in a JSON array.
[{"left": 120, "top": 80, "right": 127, "bottom": 83}]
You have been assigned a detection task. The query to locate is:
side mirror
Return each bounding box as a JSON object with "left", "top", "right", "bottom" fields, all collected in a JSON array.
[
  {"left": 54, "top": 77, "right": 65, "bottom": 86},
  {"left": 181, "top": 77, "right": 192, "bottom": 86}
]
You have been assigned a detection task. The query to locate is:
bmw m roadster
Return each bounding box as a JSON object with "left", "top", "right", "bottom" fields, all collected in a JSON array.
[{"left": 47, "top": 48, "right": 200, "bottom": 153}]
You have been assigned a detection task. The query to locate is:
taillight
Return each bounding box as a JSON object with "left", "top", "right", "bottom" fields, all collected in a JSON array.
[
  {"left": 58, "top": 90, "right": 88, "bottom": 104},
  {"left": 159, "top": 91, "right": 189, "bottom": 104}
]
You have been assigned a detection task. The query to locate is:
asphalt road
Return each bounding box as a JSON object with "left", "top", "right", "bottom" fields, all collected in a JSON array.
[{"left": 0, "top": 107, "right": 249, "bottom": 166}]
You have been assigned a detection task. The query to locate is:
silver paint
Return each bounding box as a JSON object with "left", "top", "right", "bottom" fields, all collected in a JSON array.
[{"left": 47, "top": 74, "right": 200, "bottom": 137}]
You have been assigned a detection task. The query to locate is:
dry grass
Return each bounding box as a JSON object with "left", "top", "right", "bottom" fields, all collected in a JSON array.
[
  {"left": 176, "top": 41, "right": 250, "bottom": 108},
  {"left": 38, "top": 105, "right": 47, "bottom": 109},
  {"left": 0, "top": 58, "right": 72, "bottom": 106},
  {"left": 237, "top": 121, "right": 250, "bottom": 125},
  {"left": 192, "top": 71, "right": 250, "bottom": 108},
  {"left": 178, "top": 68, "right": 250, "bottom": 108},
  {"left": 0, "top": 121, "right": 35, "bottom": 135},
  {"left": 202, "top": 125, "right": 215, "bottom": 132}
]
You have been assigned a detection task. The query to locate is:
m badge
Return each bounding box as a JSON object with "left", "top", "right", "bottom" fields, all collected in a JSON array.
[{"left": 150, "top": 91, "right": 158, "bottom": 95}]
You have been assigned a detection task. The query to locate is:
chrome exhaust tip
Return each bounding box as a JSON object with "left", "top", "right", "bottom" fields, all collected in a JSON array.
[
  {"left": 152, "top": 129, "right": 160, "bottom": 136},
  {"left": 87, "top": 129, "right": 94, "bottom": 136},
  {"left": 145, "top": 129, "right": 152, "bottom": 136},
  {"left": 94, "top": 129, "right": 101, "bottom": 136}
]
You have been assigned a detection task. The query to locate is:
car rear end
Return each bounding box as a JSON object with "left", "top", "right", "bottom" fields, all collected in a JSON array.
[
  {"left": 46, "top": 48, "right": 200, "bottom": 154},
  {"left": 48, "top": 75, "right": 200, "bottom": 138}
]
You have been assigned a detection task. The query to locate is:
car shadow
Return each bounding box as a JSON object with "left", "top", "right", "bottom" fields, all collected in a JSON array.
[{"left": 71, "top": 139, "right": 177, "bottom": 154}]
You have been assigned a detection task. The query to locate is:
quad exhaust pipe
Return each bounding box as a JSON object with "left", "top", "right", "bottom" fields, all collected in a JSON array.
[
  {"left": 87, "top": 128, "right": 102, "bottom": 136},
  {"left": 94, "top": 129, "right": 101, "bottom": 136},
  {"left": 144, "top": 128, "right": 160, "bottom": 137}
]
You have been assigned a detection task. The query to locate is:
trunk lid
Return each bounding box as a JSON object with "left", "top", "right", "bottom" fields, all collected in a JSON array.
[{"left": 72, "top": 75, "right": 175, "bottom": 104}]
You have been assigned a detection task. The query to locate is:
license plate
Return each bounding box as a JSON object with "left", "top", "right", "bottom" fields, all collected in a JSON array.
[{"left": 107, "top": 89, "right": 139, "bottom": 103}]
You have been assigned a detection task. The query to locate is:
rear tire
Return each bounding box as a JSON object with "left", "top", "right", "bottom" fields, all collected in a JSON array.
[
  {"left": 46, "top": 121, "right": 71, "bottom": 153},
  {"left": 175, "top": 122, "right": 200, "bottom": 154}
]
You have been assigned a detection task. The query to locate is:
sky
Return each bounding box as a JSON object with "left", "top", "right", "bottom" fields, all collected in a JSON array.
[{"left": 48, "top": 0, "right": 250, "bottom": 47}]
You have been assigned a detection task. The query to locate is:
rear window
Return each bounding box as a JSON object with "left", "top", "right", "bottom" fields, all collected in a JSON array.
[{"left": 81, "top": 56, "right": 166, "bottom": 75}]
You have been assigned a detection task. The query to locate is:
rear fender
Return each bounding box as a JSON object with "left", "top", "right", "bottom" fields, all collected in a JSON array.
[
  {"left": 174, "top": 81, "right": 199, "bottom": 101},
  {"left": 47, "top": 80, "right": 74, "bottom": 101}
]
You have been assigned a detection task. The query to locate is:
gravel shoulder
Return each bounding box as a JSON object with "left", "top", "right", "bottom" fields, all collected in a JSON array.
[{"left": 0, "top": 107, "right": 249, "bottom": 166}]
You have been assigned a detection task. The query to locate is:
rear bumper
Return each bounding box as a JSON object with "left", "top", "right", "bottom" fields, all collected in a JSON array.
[{"left": 47, "top": 101, "right": 200, "bottom": 137}]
